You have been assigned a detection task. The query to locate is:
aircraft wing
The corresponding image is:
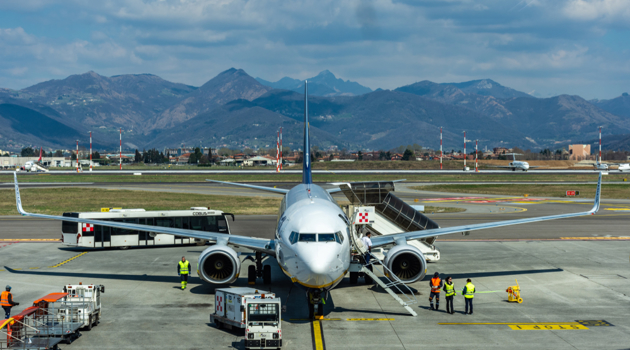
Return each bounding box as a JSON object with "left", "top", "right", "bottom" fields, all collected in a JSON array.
[
  {"left": 14, "top": 173, "right": 274, "bottom": 254},
  {"left": 206, "top": 179, "right": 289, "bottom": 194},
  {"left": 371, "top": 172, "right": 602, "bottom": 248},
  {"left": 491, "top": 166, "right": 516, "bottom": 169}
]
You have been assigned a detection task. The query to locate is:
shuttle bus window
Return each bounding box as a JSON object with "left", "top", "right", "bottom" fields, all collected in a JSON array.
[
  {"left": 111, "top": 219, "right": 138, "bottom": 235},
  {"left": 298, "top": 233, "right": 316, "bottom": 242},
  {"left": 155, "top": 218, "right": 175, "bottom": 228},
  {"left": 138, "top": 218, "right": 155, "bottom": 240},
  {"left": 289, "top": 231, "right": 299, "bottom": 244},
  {"left": 62, "top": 213, "right": 79, "bottom": 233},
  {"left": 182, "top": 217, "right": 191, "bottom": 230},
  {"left": 319, "top": 233, "right": 336, "bottom": 242},
  {"left": 217, "top": 217, "right": 228, "bottom": 233}
]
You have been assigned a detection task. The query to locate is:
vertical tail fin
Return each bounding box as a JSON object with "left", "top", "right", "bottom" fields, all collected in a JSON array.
[
  {"left": 37, "top": 147, "right": 42, "bottom": 162},
  {"left": 303, "top": 81, "right": 312, "bottom": 185}
]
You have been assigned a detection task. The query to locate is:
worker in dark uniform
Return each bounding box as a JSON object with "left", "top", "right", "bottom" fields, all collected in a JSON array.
[
  {"left": 462, "top": 278, "right": 475, "bottom": 315},
  {"left": 443, "top": 276, "right": 456, "bottom": 314},
  {"left": 178, "top": 256, "right": 190, "bottom": 290},
  {"left": 1, "top": 285, "right": 19, "bottom": 319},
  {"left": 429, "top": 272, "right": 443, "bottom": 311}
]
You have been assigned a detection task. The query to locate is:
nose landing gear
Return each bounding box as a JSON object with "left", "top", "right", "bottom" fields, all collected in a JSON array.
[
  {"left": 308, "top": 290, "right": 325, "bottom": 320},
  {"left": 247, "top": 252, "right": 272, "bottom": 285}
]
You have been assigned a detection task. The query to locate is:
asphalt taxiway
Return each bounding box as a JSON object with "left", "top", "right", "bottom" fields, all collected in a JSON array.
[{"left": 1, "top": 183, "right": 630, "bottom": 349}]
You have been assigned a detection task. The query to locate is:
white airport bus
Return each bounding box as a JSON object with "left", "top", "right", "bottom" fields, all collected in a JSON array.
[{"left": 61, "top": 207, "right": 234, "bottom": 249}]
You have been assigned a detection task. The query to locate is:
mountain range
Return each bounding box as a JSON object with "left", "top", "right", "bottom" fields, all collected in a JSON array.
[{"left": 1, "top": 68, "right": 629, "bottom": 152}]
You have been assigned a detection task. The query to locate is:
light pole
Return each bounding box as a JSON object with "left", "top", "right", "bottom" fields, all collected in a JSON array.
[
  {"left": 440, "top": 127, "right": 443, "bottom": 170},
  {"left": 463, "top": 131, "right": 467, "bottom": 170},
  {"left": 475, "top": 139, "right": 479, "bottom": 172},
  {"left": 75, "top": 140, "right": 79, "bottom": 172},
  {"left": 119, "top": 128, "right": 122, "bottom": 170},
  {"left": 89, "top": 131, "right": 92, "bottom": 172},
  {"left": 598, "top": 126, "right": 603, "bottom": 163}
]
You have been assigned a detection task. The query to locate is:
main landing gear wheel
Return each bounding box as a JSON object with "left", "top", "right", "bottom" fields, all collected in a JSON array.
[
  {"left": 263, "top": 265, "right": 272, "bottom": 285},
  {"left": 248, "top": 265, "right": 256, "bottom": 284}
]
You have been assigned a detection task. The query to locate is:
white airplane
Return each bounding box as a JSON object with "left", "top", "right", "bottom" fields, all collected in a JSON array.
[
  {"left": 594, "top": 162, "right": 609, "bottom": 171},
  {"left": 494, "top": 153, "right": 539, "bottom": 172},
  {"left": 618, "top": 164, "right": 630, "bottom": 172},
  {"left": 24, "top": 147, "right": 48, "bottom": 172},
  {"left": 13, "top": 83, "right": 602, "bottom": 318}
]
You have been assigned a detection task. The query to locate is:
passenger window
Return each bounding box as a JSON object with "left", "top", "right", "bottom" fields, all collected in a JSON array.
[
  {"left": 298, "top": 233, "right": 317, "bottom": 242},
  {"left": 319, "top": 233, "right": 336, "bottom": 242}
]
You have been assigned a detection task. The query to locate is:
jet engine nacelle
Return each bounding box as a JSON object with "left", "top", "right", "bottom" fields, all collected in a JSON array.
[
  {"left": 197, "top": 245, "right": 240, "bottom": 284},
  {"left": 384, "top": 244, "right": 427, "bottom": 283}
]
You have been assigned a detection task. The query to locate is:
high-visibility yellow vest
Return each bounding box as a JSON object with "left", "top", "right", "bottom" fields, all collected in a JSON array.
[
  {"left": 1, "top": 291, "right": 12, "bottom": 307},
  {"left": 444, "top": 283, "right": 455, "bottom": 297},
  {"left": 179, "top": 261, "right": 190, "bottom": 275},
  {"left": 463, "top": 283, "right": 475, "bottom": 299}
]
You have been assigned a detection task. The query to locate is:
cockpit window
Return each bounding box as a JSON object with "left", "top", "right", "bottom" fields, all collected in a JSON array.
[
  {"left": 318, "top": 233, "right": 336, "bottom": 242},
  {"left": 289, "top": 231, "right": 299, "bottom": 244},
  {"left": 298, "top": 233, "right": 317, "bottom": 242},
  {"left": 335, "top": 231, "right": 344, "bottom": 244}
]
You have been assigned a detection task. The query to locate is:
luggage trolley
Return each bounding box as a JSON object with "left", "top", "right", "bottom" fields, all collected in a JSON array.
[
  {"left": 31, "top": 293, "right": 83, "bottom": 344},
  {"left": 0, "top": 308, "right": 63, "bottom": 350}
]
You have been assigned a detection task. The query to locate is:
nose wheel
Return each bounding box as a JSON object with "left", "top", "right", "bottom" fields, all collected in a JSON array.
[
  {"left": 247, "top": 252, "right": 271, "bottom": 285},
  {"left": 308, "top": 291, "right": 324, "bottom": 319}
]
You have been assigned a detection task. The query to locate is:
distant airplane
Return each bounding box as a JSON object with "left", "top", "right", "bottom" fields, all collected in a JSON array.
[
  {"left": 493, "top": 153, "right": 539, "bottom": 172},
  {"left": 593, "top": 162, "right": 609, "bottom": 171},
  {"left": 12, "top": 82, "right": 603, "bottom": 318},
  {"left": 24, "top": 147, "right": 48, "bottom": 172},
  {"left": 617, "top": 164, "right": 630, "bottom": 172}
]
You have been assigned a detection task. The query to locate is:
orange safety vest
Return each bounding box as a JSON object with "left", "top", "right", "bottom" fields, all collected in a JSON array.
[
  {"left": 0, "top": 291, "right": 12, "bottom": 307},
  {"left": 430, "top": 277, "right": 442, "bottom": 293}
]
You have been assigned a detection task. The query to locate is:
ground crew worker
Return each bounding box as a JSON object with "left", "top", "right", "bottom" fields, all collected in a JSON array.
[
  {"left": 462, "top": 278, "right": 475, "bottom": 315},
  {"left": 1, "top": 286, "right": 19, "bottom": 319},
  {"left": 443, "top": 276, "right": 456, "bottom": 314},
  {"left": 429, "top": 272, "right": 443, "bottom": 311},
  {"left": 178, "top": 256, "right": 190, "bottom": 290},
  {"left": 361, "top": 232, "right": 372, "bottom": 265}
]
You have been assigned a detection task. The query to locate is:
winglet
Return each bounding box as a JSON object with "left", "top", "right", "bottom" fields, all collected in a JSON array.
[
  {"left": 591, "top": 171, "right": 602, "bottom": 214},
  {"left": 13, "top": 172, "right": 26, "bottom": 215}
]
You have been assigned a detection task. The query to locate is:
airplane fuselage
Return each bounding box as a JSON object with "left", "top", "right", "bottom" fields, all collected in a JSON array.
[
  {"left": 274, "top": 184, "right": 351, "bottom": 291},
  {"left": 509, "top": 161, "right": 530, "bottom": 171}
]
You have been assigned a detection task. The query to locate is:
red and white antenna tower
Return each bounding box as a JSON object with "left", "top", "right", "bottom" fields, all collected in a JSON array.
[
  {"left": 439, "top": 127, "right": 443, "bottom": 170},
  {"left": 598, "top": 126, "right": 603, "bottom": 163},
  {"left": 276, "top": 130, "right": 280, "bottom": 172},
  {"left": 75, "top": 140, "right": 79, "bottom": 173},
  {"left": 475, "top": 139, "right": 479, "bottom": 172},
  {"left": 280, "top": 127, "right": 283, "bottom": 171},
  {"left": 119, "top": 128, "right": 122, "bottom": 170},
  {"left": 89, "top": 131, "right": 93, "bottom": 172}
]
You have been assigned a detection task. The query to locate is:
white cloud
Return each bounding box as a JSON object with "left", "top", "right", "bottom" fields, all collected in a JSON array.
[{"left": 563, "top": 0, "right": 630, "bottom": 22}]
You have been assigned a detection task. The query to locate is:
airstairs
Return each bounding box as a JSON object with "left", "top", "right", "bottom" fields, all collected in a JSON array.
[
  {"left": 339, "top": 181, "right": 441, "bottom": 262},
  {"left": 347, "top": 209, "right": 419, "bottom": 317}
]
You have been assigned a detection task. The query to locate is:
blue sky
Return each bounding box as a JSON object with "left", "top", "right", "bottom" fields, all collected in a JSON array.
[{"left": 0, "top": 0, "right": 628, "bottom": 99}]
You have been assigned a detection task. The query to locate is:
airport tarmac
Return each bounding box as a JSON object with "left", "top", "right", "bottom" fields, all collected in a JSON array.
[
  {"left": 1, "top": 184, "right": 630, "bottom": 349},
  {"left": 1, "top": 239, "right": 629, "bottom": 349}
]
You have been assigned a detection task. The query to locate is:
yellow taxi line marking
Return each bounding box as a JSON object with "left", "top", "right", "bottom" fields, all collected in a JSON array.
[
  {"left": 48, "top": 251, "right": 88, "bottom": 268},
  {"left": 28, "top": 267, "right": 40, "bottom": 270},
  {"left": 439, "top": 322, "right": 582, "bottom": 325},
  {"left": 560, "top": 237, "right": 630, "bottom": 240},
  {"left": 346, "top": 318, "right": 395, "bottom": 321},
  {"left": 509, "top": 324, "right": 588, "bottom": 330},
  {"left": 312, "top": 320, "right": 324, "bottom": 350},
  {"left": 289, "top": 318, "right": 340, "bottom": 321}
]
